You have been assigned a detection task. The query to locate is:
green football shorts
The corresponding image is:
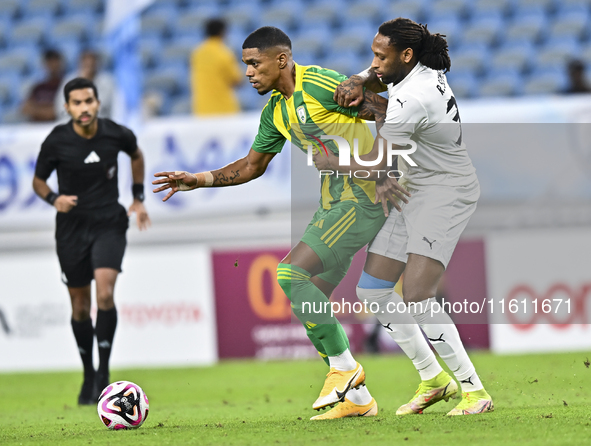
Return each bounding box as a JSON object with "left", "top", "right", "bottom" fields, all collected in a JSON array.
[{"left": 300, "top": 202, "right": 387, "bottom": 286}]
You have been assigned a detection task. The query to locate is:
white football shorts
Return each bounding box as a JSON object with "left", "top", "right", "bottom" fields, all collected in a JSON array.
[{"left": 368, "top": 178, "right": 480, "bottom": 269}]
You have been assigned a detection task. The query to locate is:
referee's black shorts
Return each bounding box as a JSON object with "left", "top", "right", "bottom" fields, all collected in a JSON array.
[{"left": 55, "top": 203, "right": 129, "bottom": 288}]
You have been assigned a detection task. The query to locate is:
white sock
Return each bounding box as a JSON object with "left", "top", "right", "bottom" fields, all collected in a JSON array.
[
  {"left": 328, "top": 348, "right": 356, "bottom": 371},
  {"left": 410, "top": 297, "right": 484, "bottom": 392},
  {"left": 357, "top": 287, "right": 442, "bottom": 381},
  {"left": 347, "top": 385, "right": 373, "bottom": 405}
]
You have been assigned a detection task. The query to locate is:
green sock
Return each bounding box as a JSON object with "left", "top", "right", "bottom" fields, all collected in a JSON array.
[{"left": 277, "top": 263, "right": 349, "bottom": 357}]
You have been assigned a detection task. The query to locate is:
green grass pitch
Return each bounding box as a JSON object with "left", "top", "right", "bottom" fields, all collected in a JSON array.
[{"left": 1, "top": 351, "right": 590, "bottom": 445}]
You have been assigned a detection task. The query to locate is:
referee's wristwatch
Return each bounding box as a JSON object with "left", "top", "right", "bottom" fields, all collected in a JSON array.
[{"left": 132, "top": 184, "right": 145, "bottom": 202}]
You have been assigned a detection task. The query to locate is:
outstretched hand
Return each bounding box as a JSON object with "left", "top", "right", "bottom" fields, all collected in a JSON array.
[
  {"left": 375, "top": 177, "right": 411, "bottom": 217},
  {"left": 152, "top": 171, "right": 198, "bottom": 202}
]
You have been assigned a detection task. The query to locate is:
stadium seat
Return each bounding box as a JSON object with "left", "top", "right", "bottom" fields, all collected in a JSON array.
[
  {"left": 425, "top": 0, "right": 469, "bottom": 22},
  {"left": 302, "top": 0, "right": 344, "bottom": 26},
  {"left": 141, "top": 14, "right": 172, "bottom": 40},
  {"left": 322, "top": 51, "right": 364, "bottom": 77},
  {"left": 512, "top": 0, "right": 554, "bottom": 15},
  {"left": 8, "top": 17, "right": 51, "bottom": 48},
  {"left": 63, "top": 0, "right": 103, "bottom": 14},
  {"left": 222, "top": 2, "right": 262, "bottom": 31},
  {"left": 159, "top": 39, "right": 195, "bottom": 68},
  {"left": 0, "top": 0, "right": 20, "bottom": 19},
  {"left": 502, "top": 11, "right": 548, "bottom": 44},
  {"left": 522, "top": 67, "right": 568, "bottom": 95},
  {"left": 449, "top": 43, "right": 490, "bottom": 75},
  {"left": 173, "top": 7, "right": 221, "bottom": 40},
  {"left": 57, "top": 41, "right": 82, "bottom": 72},
  {"left": 466, "top": 0, "right": 513, "bottom": 18},
  {"left": 384, "top": 0, "right": 428, "bottom": 24},
  {"left": 169, "top": 97, "right": 191, "bottom": 116},
  {"left": 0, "top": 49, "right": 33, "bottom": 75},
  {"left": 477, "top": 69, "right": 523, "bottom": 97},
  {"left": 2, "top": 106, "right": 25, "bottom": 124},
  {"left": 424, "top": 16, "right": 463, "bottom": 49},
  {"left": 343, "top": 0, "right": 387, "bottom": 25},
  {"left": 236, "top": 82, "right": 267, "bottom": 112},
  {"left": 461, "top": 15, "right": 503, "bottom": 47},
  {"left": 0, "top": 73, "right": 18, "bottom": 105},
  {"left": 549, "top": 9, "right": 590, "bottom": 40},
  {"left": 49, "top": 15, "right": 92, "bottom": 46},
  {"left": 330, "top": 24, "right": 376, "bottom": 55},
  {"left": 292, "top": 28, "right": 332, "bottom": 58},
  {"left": 144, "top": 67, "right": 184, "bottom": 96},
  {"left": 139, "top": 36, "right": 163, "bottom": 69},
  {"left": 490, "top": 41, "right": 536, "bottom": 73},
  {"left": 24, "top": 0, "right": 61, "bottom": 17},
  {"left": 445, "top": 70, "right": 478, "bottom": 98},
  {"left": 534, "top": 37, "right": 580, "bottom": 70},
  {"left": 259, "top": 1, "right": 303, "bottom": 31}
]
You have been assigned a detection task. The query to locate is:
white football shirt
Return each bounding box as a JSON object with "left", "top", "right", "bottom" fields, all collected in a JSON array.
[{"left": 379, "top": 62, "right": 477, "bottom": 188}]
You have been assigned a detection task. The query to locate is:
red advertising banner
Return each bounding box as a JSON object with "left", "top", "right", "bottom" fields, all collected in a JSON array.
[{"left": 212, "top": 247, "right": 367, "bottom": 360}]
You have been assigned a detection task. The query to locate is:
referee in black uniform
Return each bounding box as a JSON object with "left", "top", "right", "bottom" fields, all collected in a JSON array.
[{"left": 32, "top": 78, "right": 150, "bottom": 405}]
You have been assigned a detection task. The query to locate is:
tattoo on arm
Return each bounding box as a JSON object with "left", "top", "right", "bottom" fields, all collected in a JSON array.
[
  {"left": 213, "top": 170, "right": 241, "bottom": 186},
  {"left": 357, "top": 91, "right": 388, "bottom": 124}
]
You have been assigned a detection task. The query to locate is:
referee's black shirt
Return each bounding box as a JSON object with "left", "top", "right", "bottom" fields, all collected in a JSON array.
[{"left": 35, "top": 118, "right": 138, "bottom": 212}]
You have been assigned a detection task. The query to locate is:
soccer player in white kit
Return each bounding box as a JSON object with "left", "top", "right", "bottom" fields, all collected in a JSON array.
[{"left": 331, "top": 18, "right": 494, "bottom": 415}]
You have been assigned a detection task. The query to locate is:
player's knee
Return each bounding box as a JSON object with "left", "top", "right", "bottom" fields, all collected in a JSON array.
[
  {"left": 71, "top": 300, "right": 91, "bottom": 320},
  {"left": 401, "top": 286, "right": 434, "bottom": 305},
  {"left": 96, "top": 288, "right": 115, "bottom": 310}
]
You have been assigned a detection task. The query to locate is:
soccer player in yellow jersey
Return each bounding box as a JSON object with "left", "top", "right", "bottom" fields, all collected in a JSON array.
[{"left": 153, "top": 26, "right": 409, "bottom": 420}]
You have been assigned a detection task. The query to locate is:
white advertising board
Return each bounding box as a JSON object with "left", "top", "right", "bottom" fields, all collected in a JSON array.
[
  {"left": 0, "top": 244, "right": 217, "bottom": 371},
  {"left": 486, "top": 228, "right": 591, "bottom": 354}
]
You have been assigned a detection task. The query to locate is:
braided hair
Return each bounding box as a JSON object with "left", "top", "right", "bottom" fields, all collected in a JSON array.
[{"left": 378, "top": 18, "right": 451, "bottom": 72}]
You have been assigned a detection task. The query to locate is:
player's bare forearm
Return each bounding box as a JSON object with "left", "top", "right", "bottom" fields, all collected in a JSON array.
[
  {"left": 356, "top": 90, "right": 388, "bottom": 125},
  {"left": 210, "top": 149, "right": 275, "bottom": 186},
  {"left": 130, "top": 147, "right": 145, "bottom": 185},
  {"left": 32, "top": 176, "right": 51, "bottom": 199},
  {"left": 363, "top": 69, "right": 388, "bottom": 94},
  {"left": 334, "top": 68, "right": 387, "bottom": 107},
  {"left": 152, "top": 149, "right": 275, "bottom": 202}
]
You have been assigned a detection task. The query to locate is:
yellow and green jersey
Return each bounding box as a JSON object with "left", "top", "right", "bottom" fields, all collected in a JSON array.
[{"left": 251, "top": 63, "right": 377, "bottom": 209}]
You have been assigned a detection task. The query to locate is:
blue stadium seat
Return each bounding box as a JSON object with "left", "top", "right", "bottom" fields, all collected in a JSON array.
[
  {"left": 425, "top": 0, "right": 470, "bottom": 22},
  {"left": 24, "top": 0, "right": 62, "bottom": 17},
  {"left": 0, "top": 48, "right": 35, "bottom": 75},
  {"left": 259, "top": 1, "right": 303, "bottom": 31},
  {"left": 424, "top": 16, "right": 463, "bottom": 49},
  {"left": 0, "top": 73, "right": 18, "bottom": 105},
  {"left": 293, "top": 51, "right": 318, "bottom": 68},
  {"left": 449, "top": 43, "right": 490, "bottom": 75},
  {"left": 141, "top": 13, "right": 174, "bottom": 40},
  {"left": 139, "top": 36, "right": 163, "bottom": 69},
  {"left": 343, "top": 0, "right": 387, "bottom": 25},
  {"left": 292, "top": 28, "right": 332, "bottom": 58},
  {"left": 144, "top": 67, "right": 185, "bottom": 96},
  {"left": 490, "top": 41, "right": 536, "bottom": 72},
  {"left": 445, "top": 70, "right": 479, "bottom": 98},
  {"left": 225, "top": 26, "right": 249, "bottom": 55},
  {"left": 63, "top": 0, "right": 102, "bottom": 14},
  {"left": 549, "top": 8, "right": 590, "bottom": 40},
  {"left": 330, "top": 24, "right": 376, "bottom": 55},
  {"left": 173, "top": 7, "right": 221, "bottom": 40},
  {"left": 534, "top": 37, "right": 580, "bottom": 70},
  {"left": 222, "top": 2, "right": 261, "bottom": 32},
  {"left": 1, "top": 105, "right": 25, "bottom": 124},
  {"left": 169, "top": 97, "right": 191, "bottom": 116},
  {"left": 49, "top": 15, "right": 93, "bottom": 46},
  {"left": 184, "top": 3, "right": 222, "bottom": 17},
  {"left": 522, "top": 67, "right": 568, "bottom": 95},
  {"left": 8, "top": 17, "right": 52, "bottom": 48},
  {"left": 384, "top": 0, "right": 429, "bottom": 24},
  {"left": 185, "top": 0, "right": 221, "bottom": 7},
  {"left": 0, "top": 0, "right": 20, "bottom": 19},
  {"left": 502, "top": 11, "right": 548, "bottom": 44},
  {"left": 322, "top": 51, "right": 365, "bottom": 77},
  {"left": 466, "top": 0, "right": 513, "bottom": 18},
  {"left": 477, "top": 69, "right": 523, "bottom": 97},
  {"left": 461, "top": 15, "right": 503, "bottom": 47},
  {"left": 302, "top": 0, "right": 345, "bottom": 27},
  {"left": 159, "top": 39, "right": 195, "bottom": 68},
  {"left": 512, "top": 0, "right": 554, "bottom": 16},
  {"left": 0, "top": 17, "right": 11, "bottom": 47}
]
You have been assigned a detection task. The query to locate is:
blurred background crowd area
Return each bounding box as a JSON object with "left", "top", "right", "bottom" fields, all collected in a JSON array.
[{"left": 1, "top": 0, "right": 591, "bottom": 124}]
